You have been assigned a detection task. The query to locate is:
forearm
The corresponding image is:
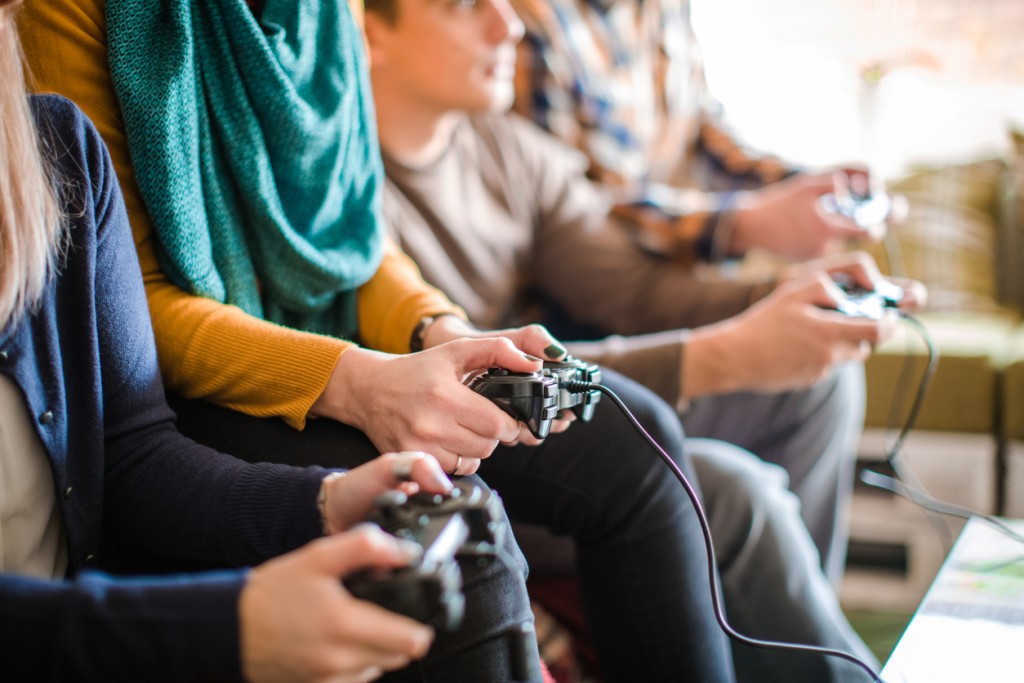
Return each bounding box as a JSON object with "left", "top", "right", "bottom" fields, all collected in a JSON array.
[
  {"left": 695, "top": 119, "right": 792, "bottom": 187},
  {"left": 538, "top": 219, "right": 760, "bottom": 335},
  {"left": 680, "top": 318, "right": 754, "bottom": 399},
  {"left": 566, "top": 330, "right": 688, "bottom": 410},
  {"left": 612, "top": 191, "right": 743, "bottom": 263},
  {"left": 0, "top": 571, "right": 244, "bottom": 682},
  {"left": 103, "top": 394, "right": 326, "bottom": 567},
  {"left": 145, "top": 257, "right": 347, "bottom": 429}
]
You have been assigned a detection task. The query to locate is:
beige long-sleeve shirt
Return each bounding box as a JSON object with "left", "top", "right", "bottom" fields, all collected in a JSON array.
[{"left": 382, "top": 114, "right": 765, "bottom": 406}]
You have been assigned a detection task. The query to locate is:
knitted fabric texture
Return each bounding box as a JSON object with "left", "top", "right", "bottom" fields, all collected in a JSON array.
[{"left": 106, "top": 0, "right": 384, "bottom": 339}]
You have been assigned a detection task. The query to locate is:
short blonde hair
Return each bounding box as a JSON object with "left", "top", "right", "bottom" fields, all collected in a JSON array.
[{"left": 0, "top": 10, "right": 64, "bottom": 327}]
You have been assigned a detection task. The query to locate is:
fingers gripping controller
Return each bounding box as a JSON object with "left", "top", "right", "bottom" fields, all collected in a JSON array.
[
  {"left": 829, "top": 278, "right": 903, "bottom": 320},
  {"left": 468, "top": 356, "right": 602, "bottom": 439},
  {"left": 469, "top": 369, "right": 559, "bottom": 439},
  {"left": 343, "top": 481, "right": 505, "bottom": 630},
  {"left": 818, "top": 189, "right": 901, "bottom": 229}
]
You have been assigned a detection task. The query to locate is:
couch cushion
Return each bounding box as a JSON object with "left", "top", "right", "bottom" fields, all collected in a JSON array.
[
  {"left": 864, "top": 312, "right": 1017, "bottom": 433},
  {"left": 1002, "top": 326, "right": 1024, "bottom": 440},
  {"left": 873, "top": 159, "right": 1009, "bottom": 315}
]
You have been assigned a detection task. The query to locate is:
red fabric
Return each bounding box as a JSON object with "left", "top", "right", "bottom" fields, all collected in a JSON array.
[{"left": 529, "top": 576, "right": 602, "bottom": 680}]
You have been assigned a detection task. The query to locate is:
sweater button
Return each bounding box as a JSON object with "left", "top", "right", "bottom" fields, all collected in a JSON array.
[
  {"left": 63, "top": 486, "right": 74, "bottom": 499},
  {"left": 84, "top": 554, "right": 97, "bottom": 566},
  {"left": 0, "top": 350, "right": 7, "bottom": 362},
  {"left": 39, "top": 410, "right": 54, "bottom": 425}
]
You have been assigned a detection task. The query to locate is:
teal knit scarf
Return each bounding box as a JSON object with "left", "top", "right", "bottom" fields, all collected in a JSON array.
[{"left": 107, "top": 0, "right": 384, "bottom": 339}]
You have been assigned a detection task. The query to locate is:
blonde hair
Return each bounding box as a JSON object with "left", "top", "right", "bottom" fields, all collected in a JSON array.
[{"left": 0, "top": 9, "right": 64, "bottom": 328}]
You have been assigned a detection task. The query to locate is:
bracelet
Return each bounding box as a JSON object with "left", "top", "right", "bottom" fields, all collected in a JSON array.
[
  {"left": 409, "top": 313, "right": 457, "bottom": 352},
  {"left": 316, "top": 471, "right": 346, "bottom": 536}
]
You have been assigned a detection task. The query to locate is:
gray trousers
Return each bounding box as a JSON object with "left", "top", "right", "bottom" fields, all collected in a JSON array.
[
  {"left": 682, "top": 362, "right": 866, "bottom": 585},
  {"left": 688, "top": 437, "right": 878, "bottom": 682}
]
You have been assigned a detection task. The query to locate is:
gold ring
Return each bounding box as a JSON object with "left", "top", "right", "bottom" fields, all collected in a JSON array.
[{"left": 450, "top": 455, "right": 463, "bottom": 476}]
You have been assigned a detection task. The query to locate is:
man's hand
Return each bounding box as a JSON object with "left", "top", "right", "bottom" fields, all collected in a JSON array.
[
  {"left": 731, "top": 170, "right": 884, "bottom": 260},
  {"left": 781, "top": 251, "right": 928, "bottom": 311},
  {"left": 240, "top": 527, "right": 434, "bottom": 683},
  {"left": 683, "top": 271, "right": 897, "bottom": 397}
]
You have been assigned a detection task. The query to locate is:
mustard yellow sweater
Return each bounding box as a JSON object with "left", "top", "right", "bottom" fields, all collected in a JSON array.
[{"left": 18, "top": 0, "right": 463, "bottom": 429}]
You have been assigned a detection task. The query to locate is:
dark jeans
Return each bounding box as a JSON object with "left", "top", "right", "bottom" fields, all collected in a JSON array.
[{"left": 169, "top": 369, "right": 734, "bottom": 683}]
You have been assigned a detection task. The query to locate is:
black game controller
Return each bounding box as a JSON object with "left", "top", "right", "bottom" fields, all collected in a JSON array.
[
  {"left": 344, "top": 481, "right": 505, "bottom": 630},
  {"left": 468, "top": 368, "right": 560, "bottom": 439},
  {"left": 543, "top": 356, "right": 602, "bottom": 423},
  {"left": 830, "top": 278, "right": 903, "bottom": 320},
  {"left": 469, "top": 356, "right": 602, "bottom": 439}
]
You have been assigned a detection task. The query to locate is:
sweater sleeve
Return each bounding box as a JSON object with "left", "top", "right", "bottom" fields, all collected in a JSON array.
[
  {"left": 505, "top": 115, "right": 759, "bottom": 333},
  {"left": 0, "top": 95, "right": 326, "bottom": 683},
  {"left": 63, "top": 92, "right": 329, "bottom": 571},
  {"left": 0, "top": 571, "right": 245, "bottom": 682},
  {"left": 16, "top": 0, "right": 461, "bottom": 429}
]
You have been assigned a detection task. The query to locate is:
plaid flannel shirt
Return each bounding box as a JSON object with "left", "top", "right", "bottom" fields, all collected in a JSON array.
[{"left": 512, "top": 0, "right": 792, "bottom": 261}]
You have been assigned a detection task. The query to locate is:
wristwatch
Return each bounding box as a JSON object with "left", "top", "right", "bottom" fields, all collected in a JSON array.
[{"left": 410, "top": 313, "right": 457, "bottom": 352}]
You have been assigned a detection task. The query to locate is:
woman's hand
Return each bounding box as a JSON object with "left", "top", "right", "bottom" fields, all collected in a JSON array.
[
  {"left": 312, "top": 337, "right": 543, "bottom": 472},
  {"left": 320, "top": 452, "right": 453, "bottom": 535},
  {"left": 421, "top": 318, "right": 577, "bottom": 444},
  {"left": 421, "top": 316, "right": 568, "bottom": 363},
  {"left": 240, "top": 526, "right": 434, "bottom": 683}
]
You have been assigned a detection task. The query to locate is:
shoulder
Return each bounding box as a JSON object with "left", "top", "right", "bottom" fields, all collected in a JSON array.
[
  {"left": 29, "top": 94, "right": 121, "bottom": 231},
  {"left": 29, "top": 93, "right": 108, "bottom": 166},
  {"left": 29, "top": 92, "right": 87, "bottom": 128},
  {"left": 468, "top": 113, "right": 589, "bottom": 174}
]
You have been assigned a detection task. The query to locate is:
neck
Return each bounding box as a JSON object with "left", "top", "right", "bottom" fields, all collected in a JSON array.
[{"left": 373, "top": 83, "right": 462, "bottom": 168}]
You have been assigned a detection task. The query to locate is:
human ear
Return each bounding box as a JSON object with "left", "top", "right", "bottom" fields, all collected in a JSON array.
[{"left": 362, "top": 13, "right": 391, "bottom": 68}]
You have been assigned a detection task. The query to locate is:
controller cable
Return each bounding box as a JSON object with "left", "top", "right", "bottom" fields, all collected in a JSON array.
[
  {"left": 875, "top": 311, "right": 953, "bottom": 550},
  {"left": 860, "top": 311, "right": 1024, "bottom": 547},
  {"left": 563, "top": 379, "right": 885, "bottom": 682}
]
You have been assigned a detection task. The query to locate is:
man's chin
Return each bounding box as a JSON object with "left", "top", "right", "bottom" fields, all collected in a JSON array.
[{"left": 487, "top": 86, "right": 515, "bottom": 114}]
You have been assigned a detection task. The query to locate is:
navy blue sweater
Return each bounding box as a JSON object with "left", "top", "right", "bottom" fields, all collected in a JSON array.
[{"left": 0, "top": 95, "right": 328, "bottom": 681}]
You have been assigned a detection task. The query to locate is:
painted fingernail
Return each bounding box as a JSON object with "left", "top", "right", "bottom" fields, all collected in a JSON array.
[
  {"left": 543, "top": 343, "right": 565, "bottom": 359},
  {"left": 522, "top": 353, "right": 542, "bottom": 362}
]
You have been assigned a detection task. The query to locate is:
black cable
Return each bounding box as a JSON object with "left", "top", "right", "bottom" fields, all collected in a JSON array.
[
  {"left": 879, "top": 311, "right": 952, "bottom": 550},
  {"left": 860, "top": 469, "right": 1024, "bottom": 547},
  {"left": 862, "top": 311, "right": 1024, "bottom": 549},
  {"left": 882, "top": 312, "right": 938, "bottom": 465},
  {"left": 564, "top": 380, "right": 885, "bottom": 683}
]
